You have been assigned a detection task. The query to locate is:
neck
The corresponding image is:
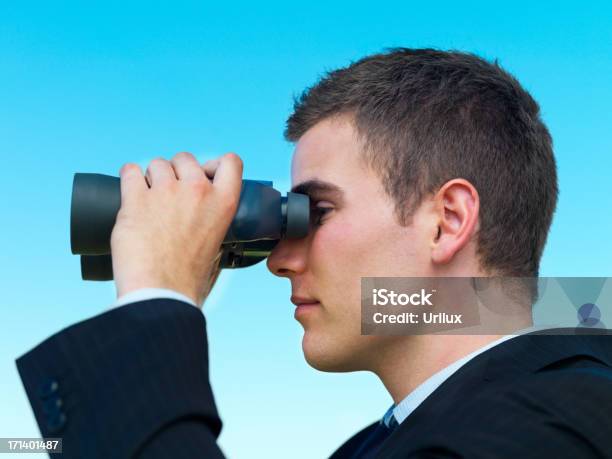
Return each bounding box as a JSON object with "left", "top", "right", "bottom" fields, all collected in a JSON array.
[
  {"left": 368, "top": 267, "right": 536, "bottom": 403},
  {"left": 371, "top": 334, "right": 506, "bottom": 404}
]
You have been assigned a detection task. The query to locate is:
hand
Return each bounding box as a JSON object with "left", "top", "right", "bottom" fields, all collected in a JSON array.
[{"left": 110, "top": 152, "right": 243, "bottom": 307}]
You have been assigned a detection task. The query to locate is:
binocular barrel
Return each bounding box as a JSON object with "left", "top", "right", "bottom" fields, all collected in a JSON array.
[{"left": 71, "top": 173, "right": 310, "bottom": 280}]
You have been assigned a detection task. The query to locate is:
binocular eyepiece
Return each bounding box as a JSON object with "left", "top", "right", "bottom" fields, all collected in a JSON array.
[{"left": 70, "top": 173, "right": 310, "bottom": 280}]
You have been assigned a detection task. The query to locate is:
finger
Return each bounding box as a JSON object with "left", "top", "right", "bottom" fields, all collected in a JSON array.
[
  {"left": 211, "top": 152, "right": 243, "bottom": 202},
  {"left": 202, "top": 158, "right": 220, "bottom": 181},
  {"left": 145, "top": 157, "right": 177, "bottom": 187},
  {"left": 119, "top": 163, "right": 147, "bottom": 208},
  {"left": 170, "top": 152, "right": 207, "bottom": 182}
]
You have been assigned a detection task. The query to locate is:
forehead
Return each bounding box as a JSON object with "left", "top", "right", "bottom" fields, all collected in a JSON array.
[{"left": 291, "top": 116, "right": 368, "bottom": 188}]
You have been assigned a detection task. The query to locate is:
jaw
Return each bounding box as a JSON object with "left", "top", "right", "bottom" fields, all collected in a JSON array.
[{"left": 301, "top": 329, "right": 389, "bottom": 373}]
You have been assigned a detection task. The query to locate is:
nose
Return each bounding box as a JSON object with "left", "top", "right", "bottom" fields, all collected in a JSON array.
[{"left": 266, "top": 237, "right": 308, "bottom": 278}]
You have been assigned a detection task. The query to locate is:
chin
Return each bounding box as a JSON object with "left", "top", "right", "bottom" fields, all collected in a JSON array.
[{"left": 301, "top": 331, "right": 366, "bottom": 373}]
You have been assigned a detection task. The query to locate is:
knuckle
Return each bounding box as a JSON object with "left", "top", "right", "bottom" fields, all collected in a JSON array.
[
  {"left": 192, "top": 177, "right": 208, "bottom": 190},
  {"left": 113, "top": 208, "right": 134, "bottom": 229},
  {"left": 114, "top": 207, "right": 129, "bottom": 222},
  {"left": 188, "top": 177, "right": 210, "bottom": 195},
  {"left": 224, "top": 152, "right": 243, "bottom": 168},
  {"left": 149, "top": 157, "right": 167, "bottom": 168},
  {"left": 120, "top": 163, "right": 140, "bottom": 176},
  {"left": 174, "top": 151, "right": 194, "bottom": 161}
]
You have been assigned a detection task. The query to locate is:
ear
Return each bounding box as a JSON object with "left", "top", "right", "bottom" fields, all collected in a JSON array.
[{"left": 431, "top": 179, "right": 479, "bottom": 265}]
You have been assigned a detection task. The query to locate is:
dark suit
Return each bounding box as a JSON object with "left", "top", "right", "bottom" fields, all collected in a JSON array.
[{"left": 16, "top": 298, "right": 612, "bottom": 458}]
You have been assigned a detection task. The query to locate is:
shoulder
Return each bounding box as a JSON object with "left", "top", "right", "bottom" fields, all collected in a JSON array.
[
  {"left": 414, "top": 366, "right": 612, "bottom": 458},
  {"left": 468, "top": 366, "right": 611, "bottom": 424}
]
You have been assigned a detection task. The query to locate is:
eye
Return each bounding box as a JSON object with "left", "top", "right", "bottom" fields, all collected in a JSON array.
[{"left": 310, "top": 202, "right": 334, "bottom": 227}]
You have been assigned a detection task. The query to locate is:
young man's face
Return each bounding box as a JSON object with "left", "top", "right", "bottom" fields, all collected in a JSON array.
[{"left": 267, "top": 116, "right": 437, "bottom": 372}]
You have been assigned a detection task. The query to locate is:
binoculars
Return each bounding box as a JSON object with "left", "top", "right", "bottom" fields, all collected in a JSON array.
[{"left": 70, "top": 173, "right": 310, "bottom": 280}]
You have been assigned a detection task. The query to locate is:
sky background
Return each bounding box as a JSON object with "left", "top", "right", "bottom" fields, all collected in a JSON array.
[{"left": 1, "top": 1, "right": 611, "bottom": 458}]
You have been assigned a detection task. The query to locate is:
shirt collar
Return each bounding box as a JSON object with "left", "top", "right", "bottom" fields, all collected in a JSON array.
[{"left": 382, "top": 332, "right": 527, "bottom": 427}]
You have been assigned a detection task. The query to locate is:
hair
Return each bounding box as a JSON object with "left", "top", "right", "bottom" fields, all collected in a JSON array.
[{"left": 285, "top": 48, "right": 558, "bottom": 278}]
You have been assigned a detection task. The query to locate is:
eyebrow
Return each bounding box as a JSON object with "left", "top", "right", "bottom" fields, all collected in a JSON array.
[{"left": 291, "top": 179, "right": 345, "bottom": 202}]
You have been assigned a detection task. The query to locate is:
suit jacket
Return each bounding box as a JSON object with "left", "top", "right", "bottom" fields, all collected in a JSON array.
[{"left": 16, "top": 298, "right": 612, "bottom": 459}]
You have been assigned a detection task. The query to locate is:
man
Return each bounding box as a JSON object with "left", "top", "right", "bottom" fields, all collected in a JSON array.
[{"left": 17, "top": 48, "right": 612, "bottom": 458}]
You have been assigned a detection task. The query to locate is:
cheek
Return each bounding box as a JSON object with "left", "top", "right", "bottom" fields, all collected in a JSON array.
[
  {"left": 310, "top": 214, "right": 414, "bottom": 278},
  {"left": 309, "top": 218, "right": 364, "bottom": 269},
  {"left": 309, "top": 220, "right": 362, "bottom": 304},
  {"left": 308, "top": 217, "right": 384, "bottom": 306}
]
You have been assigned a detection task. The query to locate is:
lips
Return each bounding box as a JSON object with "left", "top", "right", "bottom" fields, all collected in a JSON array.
[
  {"left": 292, "top": 295, "right": 321, "bottom": 321},
  {"left": 290, "top": 295, "right": 320, "bottom": 306}
]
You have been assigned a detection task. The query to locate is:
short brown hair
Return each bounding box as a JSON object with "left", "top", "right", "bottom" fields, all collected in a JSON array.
[{"left": 285, "top": 48, "right": 558, "bottom": 278}]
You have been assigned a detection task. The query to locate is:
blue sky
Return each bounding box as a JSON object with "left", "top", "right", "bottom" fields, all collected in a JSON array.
[{"left": 1, "top": 1, "right": 611, "bottom": 457}]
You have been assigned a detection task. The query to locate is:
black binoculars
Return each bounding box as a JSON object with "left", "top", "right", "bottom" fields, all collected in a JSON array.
[{"left": 70, "top": 173, "right": 310, "bottom": 280}]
